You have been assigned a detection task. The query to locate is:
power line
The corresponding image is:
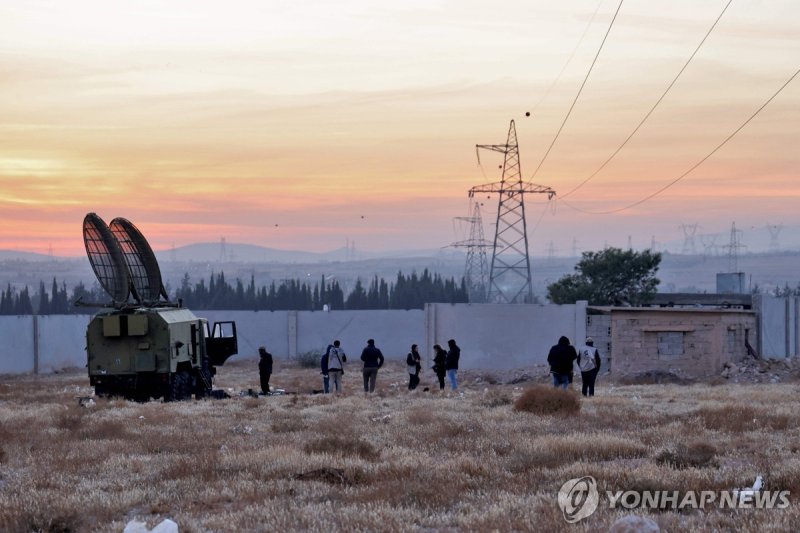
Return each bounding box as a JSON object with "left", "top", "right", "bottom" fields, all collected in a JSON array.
[
  {"left": 529, "top": 0, "right": 606, "bottom": 116},
  {"left": 530, "top": 0, "right": 625, "bottom": 182},
  {"left": 560, "top": 0, "right": 734, "bottom": 199},
  {"left": 561, "top": 65, "right": 800, "bottom": 215}
]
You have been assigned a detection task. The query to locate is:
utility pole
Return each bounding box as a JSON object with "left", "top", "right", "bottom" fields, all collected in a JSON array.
[{"left": 469, "top": 120, "right": 555, "bottom": 303}]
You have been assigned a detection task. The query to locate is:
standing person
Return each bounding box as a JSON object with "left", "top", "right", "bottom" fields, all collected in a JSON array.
[
  {"left": 258, "top": 346, "right": 273, "bottom": 395},
  {"left": 577, "top": 337, "right": 602, "bottom": 397},
  {"left": 360, "top": 339, "right": 384, "bottom": 394},
  {"left": 320, "top": 344, "right": 331, "bottom": 394},
  {"left": 432, "top": 344, "right": 447, "bottom": 391},
  {"left": 446, "top": 339, "right": 461, "bottom": 391},
  {"left": 406, "top": 344, "right": 422, "bottom": 390},
  {"left": 547, "top": 336, "right": 577, "bottom": 390},
  {"left": 327, "top": 340, "right": 347, "bottom": 394}
]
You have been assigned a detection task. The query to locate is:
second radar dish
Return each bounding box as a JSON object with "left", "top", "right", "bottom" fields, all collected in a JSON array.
[
  {"left": 83, "top": 213, "right": 130, "bottom": 303},
  {"left": 110, "top": 217, "right": 166, "bottom": 303}
]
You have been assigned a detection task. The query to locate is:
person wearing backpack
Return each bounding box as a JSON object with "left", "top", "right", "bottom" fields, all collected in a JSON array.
[
  {"left": 327, "top": 340, "right": 347, "bottom": 394},
  {"left": 577, "top": 337, "right": 602, "bottom": 397}
]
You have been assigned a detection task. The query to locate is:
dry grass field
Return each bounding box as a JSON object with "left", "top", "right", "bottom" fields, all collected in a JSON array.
[{"left": 1, "top": 359, "right": 799, "bottom": 533}]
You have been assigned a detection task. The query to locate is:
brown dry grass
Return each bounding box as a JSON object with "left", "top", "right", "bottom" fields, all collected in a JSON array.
[
  {"left": 0, "top": 359, "right": 799, "bottom": 532},
  {"left": 513, "top": 385, "right": 581, "bottom": 415}
]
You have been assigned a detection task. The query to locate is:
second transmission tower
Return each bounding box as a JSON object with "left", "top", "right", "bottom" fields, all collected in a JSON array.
[
  {"left": 469, "top": 120, "right": 555, "bottom": 303},
  {"left": 450, "top": 202, "right": 492, "bottom": 303}
]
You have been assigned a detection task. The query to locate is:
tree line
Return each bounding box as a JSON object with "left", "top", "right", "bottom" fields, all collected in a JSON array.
[
  {"left": 0, "top": 270, "right": 468, "bottom": 315},
  {"left": 175, "top": 270, "right": 468, "bottom": 311}
]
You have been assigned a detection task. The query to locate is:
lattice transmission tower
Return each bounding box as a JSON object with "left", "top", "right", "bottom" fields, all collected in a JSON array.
[
  {"left": 723, "top": 222, "right": 745, "bottom": 272},
  {"left": 680, "top": 223, "right": 699, "bottom": 255},
  {"left": 450, "top": 202, "right": 491, "bottom": 303},
  {"left": 766, "top": 223, "right": 783, "bottom": 253},
  {"left": 469, "top": 120, "right": 555, "bottom": 303}
]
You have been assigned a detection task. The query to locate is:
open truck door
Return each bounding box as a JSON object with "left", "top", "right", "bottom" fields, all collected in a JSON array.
[{"left": 206, "top": 321, "right": 238, "bottom": 367}]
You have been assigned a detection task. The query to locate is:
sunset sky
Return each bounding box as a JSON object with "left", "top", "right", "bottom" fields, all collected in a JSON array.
[{"left": 1, "top": 0, "right": 798, "bottom": 257}]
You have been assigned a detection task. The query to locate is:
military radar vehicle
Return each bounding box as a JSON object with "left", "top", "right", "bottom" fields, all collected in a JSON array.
[{"left": 81, "top": 213, "right": 238, "bottom": 401}]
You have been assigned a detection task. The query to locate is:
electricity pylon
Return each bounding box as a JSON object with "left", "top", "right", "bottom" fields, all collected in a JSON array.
[
  {"left": 680, "top": 223, "right": 698, "bottom": 255},
  {"left": 469, "top": 120, "right": 555, "bottom": 303},
  {"left": 766, "top": 223, "right": 783, "bottom": 253},
  {"left": 723, "top": 222, "right": 745, "bottom": 272},
  {"left": 450, "top": 202, "right": 491, "bottom": 303}
]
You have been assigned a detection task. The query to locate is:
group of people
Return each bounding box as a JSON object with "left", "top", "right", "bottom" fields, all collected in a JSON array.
[
  {"left": 407, "top": 338, "right": 460, "bottom": 392},
  {"left": 314, "top": 338, "right": 461, "bottom": 395},
  {"left": 547, "top": 335, "right": 602, "bottom": 396},
  {"left": 258, "top": 334, "right": 600, "bottom": 398}
]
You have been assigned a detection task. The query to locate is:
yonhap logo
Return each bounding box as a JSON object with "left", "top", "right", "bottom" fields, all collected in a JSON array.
[{"left": 558, "top": 476, "right": 599, "bottom": 523}]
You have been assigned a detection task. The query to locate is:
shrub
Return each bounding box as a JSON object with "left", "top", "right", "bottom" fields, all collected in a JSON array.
[
  {"left": 513, "top": 386, "right": 581, "bottom": 415},
  {"left": 481, "top": 389, "right": 513, "bottom": 408},
  {"left": 304, "top": 435, "right": 380, "bottom": 461},
  {"left": 693, "top": 406, "right": 794, "bottom": 432},
  {"left": 296, "top": 350, "right": 321, "bottom": 369},
  {"left": 655, "top": 441, "right": 717, "bottom": 469}
]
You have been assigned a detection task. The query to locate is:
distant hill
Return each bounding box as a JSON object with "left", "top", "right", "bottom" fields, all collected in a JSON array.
[
  {"left": 0, "top": 250, "right": 56, "bottom": 262},
  {"left": 152, "top": 242, "right": 461, "bottom": 264}
]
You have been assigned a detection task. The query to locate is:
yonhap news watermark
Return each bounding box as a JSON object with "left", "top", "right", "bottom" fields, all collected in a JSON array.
[{"left": 557, "top": 476, "right": 791, "bottom": 523}]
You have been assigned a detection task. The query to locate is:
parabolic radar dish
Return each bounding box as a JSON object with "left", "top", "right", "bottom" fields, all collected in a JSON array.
[
  {"left": 109, "top": 217, "right": 166, "bottom": 303},
  {"left": 83, "top": 213, "right": 130, "bottom": 303}
]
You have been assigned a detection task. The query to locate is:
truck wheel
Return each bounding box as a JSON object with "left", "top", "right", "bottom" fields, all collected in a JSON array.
[{"left": 166, "top": 370, "right": 191, "bottom": 401}]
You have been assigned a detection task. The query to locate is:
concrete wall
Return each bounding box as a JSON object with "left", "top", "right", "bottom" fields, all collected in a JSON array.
[
  {"left": 424, "top": 302, "right": 587, "bottom": 370},
  {"left": 200, "top": 309, "right": 425, "bottom": 360},
  {"left": 609, "top": 309, "right": 758, "bottom": 378},
  {"left": 0, "top": 316, "right": 36, "bottom": 374},
  {"left": 37, "top": 315, "right": 90, "bottom": 372},
  {"left": 0, "top": 304, "right": 585, "bottom": 374},
  {"left": 753, "top": 295, "right": 800, "bottom": 358},
  {"left": 586, "top": 313, "right": 612, "bottom": 369}
]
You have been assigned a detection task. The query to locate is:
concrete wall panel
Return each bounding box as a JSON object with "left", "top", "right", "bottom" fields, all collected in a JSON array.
[
  {"left": 425, "top": 303, "right": 585, "bottom": 370},
  {"left": 0, "top": 316, "right": 35, "bottom": 374},
  {"left": 757, "top": 296, "right": 791, "bottom": 358},
  {"left": 297, "top": 310, "right": 425, "bottom": 361},
  {"left": 37, "top": 315, "right": 90, "bottom": 372},
  {"left": 201, "top": 310, "right": 291, "bottom": 360}
]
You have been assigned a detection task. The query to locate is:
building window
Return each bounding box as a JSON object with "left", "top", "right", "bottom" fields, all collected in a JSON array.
[{"left": 657, "top": 332, "right": 684, "bottom": 358}]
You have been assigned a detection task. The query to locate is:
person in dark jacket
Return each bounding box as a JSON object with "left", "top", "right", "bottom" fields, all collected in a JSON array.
[
  {"left": 321, "top": 344, "right": 332, "bottom": 394},
  {"left": 547, "top": 336, "right": 577, "bottom": 390},
  {"left": 360, "top": 339, "right": 384, "bottom": 394},
  {"left": 406, "top": 344, "right": 422, "bottom": 390},
  {"left": 258, "top": 346, "right": 273, "bottom": 395},
  {"left": 577, "top": 337, "right": 602, "bottom": 397},
  {"left": 446, "top": 339, "right": 461, "bottom": 391},
  {"left": 432, "top": 344, "right": 447, "bottom": 390}
]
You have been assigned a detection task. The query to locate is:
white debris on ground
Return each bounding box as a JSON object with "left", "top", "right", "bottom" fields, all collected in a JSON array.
[
  {"left": 231, "top": 424, "right": 253, "bottom": 435},
  {"left": 733, "top": 475, "right": 764, "bottom": 505},
  {"left": 721, "top": 357, "right": 800, "bottom": 384},
  {"left": 77, "top": 396, "right": 95, "bottom": 408},
  {"left": 123, "top": 518, "right": 178, "bottom": 533}
]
